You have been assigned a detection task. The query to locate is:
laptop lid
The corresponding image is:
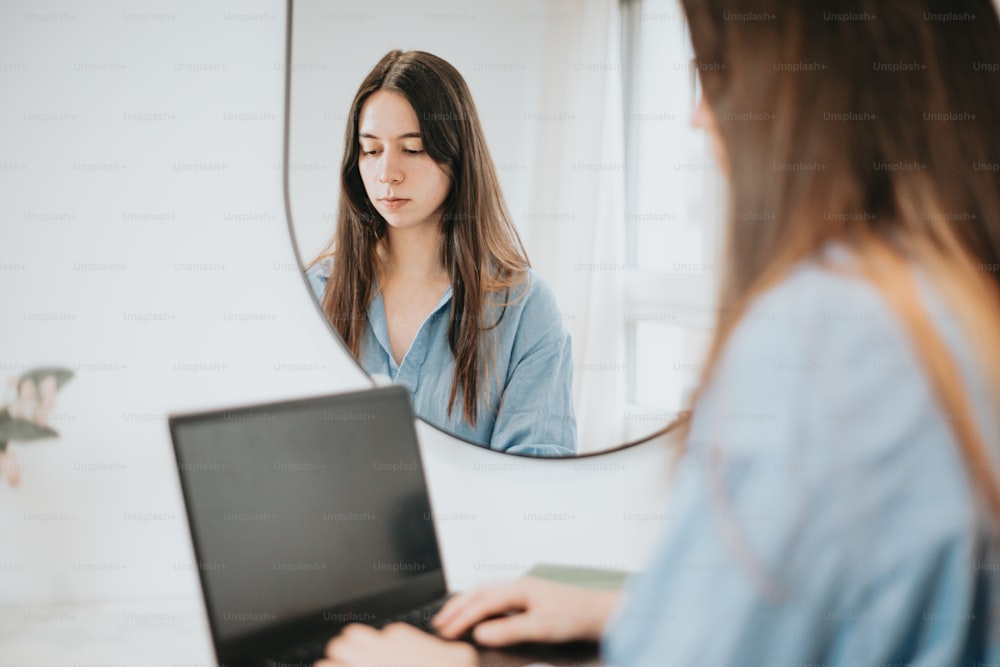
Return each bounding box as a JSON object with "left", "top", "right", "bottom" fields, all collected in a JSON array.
[{"left": 169, "top": 385, "right": 446, "bottom": 665}]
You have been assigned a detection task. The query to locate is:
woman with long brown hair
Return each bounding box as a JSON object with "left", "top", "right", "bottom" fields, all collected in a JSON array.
[
  {"left": 307, "top": 50, "right": 576, "bottom": 456},
  {"left": 315, "top": 0, "right": 1000, "bottom": 665}
]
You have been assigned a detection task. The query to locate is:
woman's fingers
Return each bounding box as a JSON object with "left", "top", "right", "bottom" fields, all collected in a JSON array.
[
  {"left": 471, "top": 612, "right": 552, "bottom": 646},
  {"left": 434, "top": 583, "right": 529, "bottom": 639},
  {"left": 324, "top": 623, "right": 379, "bottom": 661},
  {"left": 317, "top": 622, "right": 477, "bottom": 667},
  {"left": 433, "top": 590, "right": 473, "bottom": 624},
  {"left": 440, "top": 578, "right": 620, "bottom": 645}
]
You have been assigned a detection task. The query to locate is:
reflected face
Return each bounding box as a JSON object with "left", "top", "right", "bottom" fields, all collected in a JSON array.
[{"left": 357, "top": 90, "right": 451, "bottom": 232}]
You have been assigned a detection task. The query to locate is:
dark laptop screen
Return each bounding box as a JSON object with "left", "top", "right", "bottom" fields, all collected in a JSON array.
[{"left": 171, "top": 386, "right": 444, "bottom": 644}]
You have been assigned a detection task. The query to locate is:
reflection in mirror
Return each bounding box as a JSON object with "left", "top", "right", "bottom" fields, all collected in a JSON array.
[
  {"left": 306, "top": 51, "right": 577, "bottom": 457},
  {"left": 288, "top": 0, "right": 723, "bottom": 454}
]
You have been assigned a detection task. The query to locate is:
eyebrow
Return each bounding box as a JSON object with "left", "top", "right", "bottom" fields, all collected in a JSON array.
[{"left": 358, "top": 132, "right": 422, "bottom": 140}]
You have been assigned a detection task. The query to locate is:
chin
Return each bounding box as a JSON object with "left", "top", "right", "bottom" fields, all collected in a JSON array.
[{"left": 383, "top": 214, "right": 434, "bottom": 231}]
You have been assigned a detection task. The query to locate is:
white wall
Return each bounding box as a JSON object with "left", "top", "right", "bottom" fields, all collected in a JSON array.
[{"left": 0, "top": 0, "right": 371, "bottom": 605}]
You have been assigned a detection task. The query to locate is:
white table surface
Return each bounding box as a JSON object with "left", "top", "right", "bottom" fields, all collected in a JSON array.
[{"left": 1, "top": 596, "right": 216, "bottom": 666}]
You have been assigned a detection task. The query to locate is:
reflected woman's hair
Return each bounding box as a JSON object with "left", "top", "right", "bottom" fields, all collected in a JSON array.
[
  {"left": 314, "top": 50, "right": 530, "bottom": 426},
  {"left": 680, "top": 0, "right": 1000, "bottom": 517}
]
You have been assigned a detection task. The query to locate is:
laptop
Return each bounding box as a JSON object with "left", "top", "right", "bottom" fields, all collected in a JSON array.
[{"left": 170, "top": 385, "right": 601, "bottom": 667}]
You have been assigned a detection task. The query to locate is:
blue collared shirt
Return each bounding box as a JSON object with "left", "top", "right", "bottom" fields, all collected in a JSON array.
[
  {"left": 306, "top": 260, "right": 577, "bottom": 456},
  {"left": 603, "top": 249, "right": 1000, "bottom": 665}
]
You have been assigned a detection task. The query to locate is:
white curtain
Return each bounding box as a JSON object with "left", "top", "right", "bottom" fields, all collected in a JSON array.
[{"left": 526, "top": 0, "right": 627, "bottom": 453}]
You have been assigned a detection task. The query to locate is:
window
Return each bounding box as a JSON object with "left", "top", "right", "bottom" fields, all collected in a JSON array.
[{"left": 620, "top": 0, "right": 724, "bottom": 437}]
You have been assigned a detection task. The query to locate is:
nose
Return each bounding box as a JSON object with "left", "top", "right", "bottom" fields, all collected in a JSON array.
[
  {"left": 691, "top": 95, "right": 711, "bottom": 130},
  {"left": 376, "top": 152, "right": 403, "bottom": 184}
]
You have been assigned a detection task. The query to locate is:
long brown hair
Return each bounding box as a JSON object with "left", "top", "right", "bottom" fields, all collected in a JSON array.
[
  {"left": 680, "top": 0, "right": 1000, "bottom": 521},
  {"left": 313, "top": 50, "right": 530, "bottom": 425}
]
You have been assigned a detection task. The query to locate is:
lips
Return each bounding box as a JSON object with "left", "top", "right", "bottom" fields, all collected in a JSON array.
[{"left": 379, "top": 197, "right": 410, "bottom": 210}]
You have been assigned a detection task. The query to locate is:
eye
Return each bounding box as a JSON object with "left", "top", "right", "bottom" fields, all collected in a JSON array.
[
  {"left": 404, "top": 148, "right": 424, "bottom": 155},
  {"left": 360, "top": 148, "right": 379, "bottom": 156}
]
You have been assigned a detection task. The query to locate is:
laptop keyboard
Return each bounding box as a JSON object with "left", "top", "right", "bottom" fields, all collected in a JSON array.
[
  {"left": 372, "top": 596, "right": 448, "bottom": 633},
  {"left": 267, "top": 597, "right": 450, "bottom": 666}
]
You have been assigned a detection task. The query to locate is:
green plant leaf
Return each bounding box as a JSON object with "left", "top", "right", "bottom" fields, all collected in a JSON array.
[{"left": 0, "top": 417, "right": 59, "bottom": 442}]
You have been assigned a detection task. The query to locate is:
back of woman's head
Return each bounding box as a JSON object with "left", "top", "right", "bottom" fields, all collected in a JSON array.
[
  {"left": 681, "top": 0, "right": 1000, "bottom": 299},
  {"left": 680, "top": 0, "right": 1000, "bottom": 521}
]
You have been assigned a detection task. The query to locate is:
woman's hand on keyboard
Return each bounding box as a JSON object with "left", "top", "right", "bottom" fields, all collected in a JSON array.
[
  {"left": 316, "top": 622, "right": 476, "bottom": 667},
  {"left": 433, "top": 576, "right": 621, "bottom": 646}
]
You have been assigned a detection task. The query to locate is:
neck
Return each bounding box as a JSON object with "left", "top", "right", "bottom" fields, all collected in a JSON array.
[{"left": 378, "top": 221, "right": 447, "bottom": 282}]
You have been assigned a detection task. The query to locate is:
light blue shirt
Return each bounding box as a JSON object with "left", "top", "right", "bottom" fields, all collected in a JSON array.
[
  {"left": 306, "top": 260, "right": 576, "bottom": 456},
  {"left": 604, "top": 249, "right": 1000, "bottom": 665}
]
